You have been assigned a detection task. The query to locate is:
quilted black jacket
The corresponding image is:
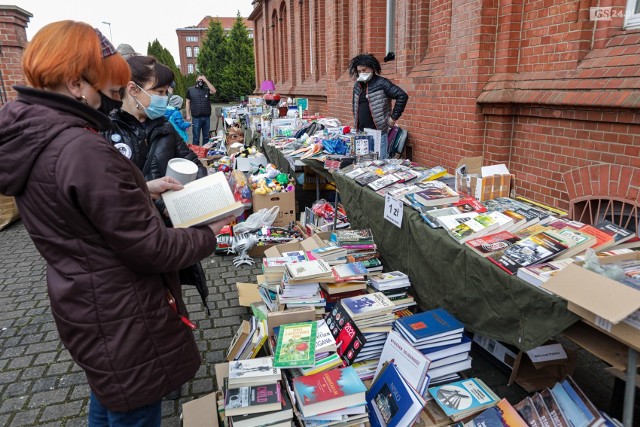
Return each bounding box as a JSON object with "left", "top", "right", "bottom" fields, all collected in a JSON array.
[{"left": 352, "top": 75, "right": 409, "bottom": 134}]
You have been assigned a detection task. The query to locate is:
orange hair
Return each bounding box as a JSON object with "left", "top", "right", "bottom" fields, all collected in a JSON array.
[{"left": 23, "top": 20, "right": 129, "bottom": 90}]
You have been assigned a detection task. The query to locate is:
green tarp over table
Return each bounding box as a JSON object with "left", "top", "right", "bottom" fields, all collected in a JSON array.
[{"left": 333, "top": 172, "right": 578, "bottom": 351}]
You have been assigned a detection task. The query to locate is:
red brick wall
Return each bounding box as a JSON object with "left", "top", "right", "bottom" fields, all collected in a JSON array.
[
  {"left": 249, "top": 0, "right": 640, "bottom": 210},
  {"left": 0, "top": 6, "right": 31, "bottom": 104}
]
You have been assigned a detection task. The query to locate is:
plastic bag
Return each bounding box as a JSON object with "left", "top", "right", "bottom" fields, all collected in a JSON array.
[
  {"left": 582, "top": 248, "right": 627, "bottom": 280},
  {"left": 233, "top": 206, "right": 280, "bottom": 235}
]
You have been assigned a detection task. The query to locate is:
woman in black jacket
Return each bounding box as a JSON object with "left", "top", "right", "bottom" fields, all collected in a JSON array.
[
  {"left": 349, "top": 53, "right": 409, "bottom": 159},
  {"left": 105, "top": 55, "right": 207, "bottom": 207}
]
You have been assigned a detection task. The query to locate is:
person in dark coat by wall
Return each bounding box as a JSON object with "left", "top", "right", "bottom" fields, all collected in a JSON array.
[
  {"left": 349, "top": 53, "right": 409, "bottom": 159},
  {"left": 0, "top": 21, "right": 232, "bottom": 426}
]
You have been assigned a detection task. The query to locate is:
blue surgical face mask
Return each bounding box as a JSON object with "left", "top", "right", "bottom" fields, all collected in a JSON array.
[{"left": 135, "top": 84, "right": 168, "bottom": 119}]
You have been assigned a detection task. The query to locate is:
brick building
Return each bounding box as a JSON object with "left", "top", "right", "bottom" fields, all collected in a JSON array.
[
  {"left": 249, "top": 0, "right": 640, "bottom": 213},
  {"left": 176, "top": 16, "right": 253, "bottom": 75},
  {"left": 0, "top": 5, "right": 31, "bottom": 105}
]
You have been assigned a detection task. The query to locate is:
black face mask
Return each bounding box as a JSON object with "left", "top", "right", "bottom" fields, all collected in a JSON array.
[
  {"left": 97, "top": 91, "right": 123, "bottom": 116},
  {"left": 197, "top": 81, "right": 204, "bottom": 88}
]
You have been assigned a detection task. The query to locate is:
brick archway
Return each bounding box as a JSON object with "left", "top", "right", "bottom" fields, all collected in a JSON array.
[{"left": 563, "top": 165, "right": 640, "bottom": 230}]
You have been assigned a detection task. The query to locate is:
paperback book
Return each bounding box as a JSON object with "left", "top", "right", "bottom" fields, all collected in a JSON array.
[
  {"left": 395, "top": 308, "right": 465, "bottom": 344},
  {"left": 292, "top": 366, "right": 367, "bottom": 418},
  {"left": 324, "top": 302, "right": 367, "bottom": 365},
  {"left": 428, "top": 377, "right": 500, "bottom": 421},
  {"left": 228, "top": 357, "right": 281, "bottom": 388},
  {"left": 488, "top": 232, "right": 569, "bottom": 275},
  {"left": 273, "top": 322, "right": 318, "bottom": 368},
  {"left": 224, "top": 382, "right": 282, "bottom": 417}
]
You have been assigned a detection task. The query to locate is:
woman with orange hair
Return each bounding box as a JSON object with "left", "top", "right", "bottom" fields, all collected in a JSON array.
[{"left": 0, "top": 20, "right": 230, "bottom": 426}]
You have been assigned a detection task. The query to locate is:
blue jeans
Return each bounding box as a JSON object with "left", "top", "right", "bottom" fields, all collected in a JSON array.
[
  {"left": 380, "top": 132, "right": 389, "bottom": 159},
  {"left": 191, "top": 115, "right": 210, "bottom": 146},
  {"left": 89, "top": 392, "right": 161, "bottom": 427}
]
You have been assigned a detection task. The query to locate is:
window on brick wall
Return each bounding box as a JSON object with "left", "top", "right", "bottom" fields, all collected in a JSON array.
[
  {"left": 626, "top": 0, "right": 640, "bottom": 28},
  {"left": 194, "top": 47, "right": 200, "bottom": 57},
  {"left": 186, "top": 47, "right": 192, "bottom": 58},
  {"left": 188, "top": 63, "right": 194, "bottom": 74}
]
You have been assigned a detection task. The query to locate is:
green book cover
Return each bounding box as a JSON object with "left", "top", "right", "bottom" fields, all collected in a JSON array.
[{"left": 273, "top": 322, "right": 317, "bottom": 368}]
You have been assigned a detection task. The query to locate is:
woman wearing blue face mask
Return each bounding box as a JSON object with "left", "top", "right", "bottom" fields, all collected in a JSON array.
[{"left": 105, "top": 55, "right": 206, "bottom": 191}]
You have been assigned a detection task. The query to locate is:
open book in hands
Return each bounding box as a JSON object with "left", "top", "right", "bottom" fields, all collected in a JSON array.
[{"left": 161, "top": 172, "right": 244, "bottom": 228}]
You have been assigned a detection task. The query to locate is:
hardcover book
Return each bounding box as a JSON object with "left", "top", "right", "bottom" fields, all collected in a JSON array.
[
  {"left": 331, "top": 262, "right": 369, "bottom": 281},
  {"left": 292, "top": 366, "right": 367, "bottom": 418},
  {"left": 539, "top": 388, "right": 569, "bottom": 427},
  {"left": 367, "top": 363, "right": 426, "bottom": 427},
  {"left": 374, "top": 330, "right": 431, "bottom": 395},
  {"left": 324, "top": 302, "right": 367, "bottom": 365},
  {"left": 395, "top": 308, "right": 465, "bottom": 343},
  {"left": 514, "top": 396, "right": 545, "bottom": 427},
  {"left": 273, "top": 322, "right": 318, "bottom": 368},
  {"left": 428, "top": 377, "right": 500, "bottom": 421},
  {"left": 224, "top": 382, "right": 282, "bottom": 417}
]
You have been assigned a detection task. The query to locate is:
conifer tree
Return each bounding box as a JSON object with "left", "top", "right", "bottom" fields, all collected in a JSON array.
[
  {"left": 198, "top": 20, "right": 226, "bottom": 102},
  {"left": 218, "top": 12, "right": 255, "bottom": 101},
  {"left": 146, "top": 39, "right": 187, "bottom": 98}
]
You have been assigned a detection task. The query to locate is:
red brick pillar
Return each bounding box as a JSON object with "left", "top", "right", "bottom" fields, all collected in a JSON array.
[{"left": 0, "top": 5, "right": 32, "bottom": 104}]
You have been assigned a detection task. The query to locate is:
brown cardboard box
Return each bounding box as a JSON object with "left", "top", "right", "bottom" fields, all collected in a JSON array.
[
  {"left": 455, "top": 156, "right": 515, "bottom": 201},
  {"left": 252, "top": 190, "right": 296, "bottom": 227},
  {"left": 182, "top": 391, "right": 222, "bottom": 427},
  {"left": 266, "top": 306, "right": 316, "bottom": 336},
  {"left": 543, "top": 254, "right": 640, "bottom": 351},
  {"left": 473, "top": 334, "right": 575, "bottom": 392},
  {"left": 263, "top": 232, "right": 331, "bottom": 258}
]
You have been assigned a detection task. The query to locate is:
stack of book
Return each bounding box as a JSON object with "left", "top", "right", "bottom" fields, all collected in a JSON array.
[
  {"left": 308, "top": 245, "right": 347, "bottom": 265},
  {"left": 281, "top": 259, "right": 333, "bottom": 316},
  {"left": 330, "top": 228, "right": 382, "bottom": 272},
  {"left": 223, "top": 357, "right": 294, "bottom": 427},
  {"left": 291, "top": 366, "right": 369, "bottom": 425},
  {"left": 412, "top": 193, "right": 487, "bottom": 228},
  {"left": 394, "top": 308, "right": 471, "bottom": 383},
  {"left": 368, "top": 271, "right": 417, "bottom": 312},
  {"left": 339, "top": 292, "right": 397, "bottom": 364}
]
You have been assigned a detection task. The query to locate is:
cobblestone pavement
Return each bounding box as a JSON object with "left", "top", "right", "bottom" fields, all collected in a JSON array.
[{"left": 1, "top": 220, "right": 636, "bottom": 426}]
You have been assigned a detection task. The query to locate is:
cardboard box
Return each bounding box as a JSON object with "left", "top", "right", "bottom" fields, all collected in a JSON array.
[
  {"left": 263, "top": 232, "right": 332, "bottom": 258},
  {"left": 266, "top": 306, "right": 317, "bottom": 336},
  {"left": 473, "top": 334, "right": 576, "bottom": 392},
  {"left": 235, "top": 153, "right": 268, "bottom": 172},
  {"left": 252, "top": 190, "right": 296, "bottom": 228},
  {"left": 543, "top": 253, "right": 640, "bottom": 351},
  {"left": 455, "top": 156, "right": 515, "bottom": 201},
  {"left": 182, "top": 391, "right": 221, "bottom": 427}
]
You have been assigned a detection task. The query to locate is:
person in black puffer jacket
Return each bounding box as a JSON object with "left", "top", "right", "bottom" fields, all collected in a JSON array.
[
  {"left": 349, "top": 53, "right": 409, "bottom": 159},
  {"left": 104, "top": 55, "right": 207, "bottom": 224}
]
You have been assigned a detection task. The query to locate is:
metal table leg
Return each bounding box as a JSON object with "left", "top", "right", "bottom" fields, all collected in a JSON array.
[{"left": 623, "top": 348, "right": 637, "bottom": 427}]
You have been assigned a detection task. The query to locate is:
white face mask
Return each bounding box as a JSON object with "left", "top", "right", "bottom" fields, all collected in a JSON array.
[{"left": 357, "top": 72, "right": 373, "bottom": 82}]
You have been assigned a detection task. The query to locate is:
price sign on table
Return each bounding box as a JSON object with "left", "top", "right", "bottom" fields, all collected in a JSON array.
[{"left": 384, "top": 194, "right": 403, "bottom": 228}]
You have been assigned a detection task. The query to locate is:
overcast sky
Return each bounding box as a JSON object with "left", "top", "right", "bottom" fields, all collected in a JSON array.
[{"left": 15, "top": 0, "right": 254, "bottom": 64}]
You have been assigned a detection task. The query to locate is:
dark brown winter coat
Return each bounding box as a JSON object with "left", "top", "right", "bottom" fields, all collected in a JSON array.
[{"left": 0, "top": 86, "right": 215, "bottom": 411}]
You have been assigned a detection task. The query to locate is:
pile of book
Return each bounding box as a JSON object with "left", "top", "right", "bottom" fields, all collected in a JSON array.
[
  {"left": 222, "top": 357, "right": 294, "bottom": 427},
  {"left": 330, "top": 228, "right": 383, "bottom": 273},
  {"left": 393, "top": 307, "right": 472, "bottom": 384},
  {"left": 368, "top": 271, "right": 417, "bottom": 312}
]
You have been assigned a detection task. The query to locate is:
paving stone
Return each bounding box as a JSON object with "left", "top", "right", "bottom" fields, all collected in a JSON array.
[
  {"left": 63, "top": 416, "right": 89, "bottom": 427},
  {"left": 69, "top": 384, "right": 90, "bottom": 401},
  {"left": 8, "top": 355, "right": 34, "bottom": 370},
  {"left": 58, "top": 372, "right": 87, "bottom": 388},
  {"left": 19, "top": 365, "right": 46, "bottom": 381},
  {"left": 0, "top": 396, "right": 27, "bottom": 414},
  {"left": 33, "top": 351, "right": 57, "bottom": 365},
  {"left": 46, "top": 362, "right": 72, "bottom": 376},
  {"left": 190, "top": 377, "right": 214, "bottom": 394},
  {"left": 1, "top": 346, "right": 24, "bottom": 358},
  {"left": 0, "top": 370, "right": 20, "bottom": 385},
  {"left": 31, "top": 377, "right": 58, "bottom": 393},
  {"left": 8, "top": 408, "right": 40, "bottom": 426},
  {"left": 28, "top": 388, "right": 70, "bottom": 409},
  {"left": 38, "top": 399, "right": 82, "bottom": 422},
  {"left": 4, "top": 381, "right": 30, "bottom": 398}
]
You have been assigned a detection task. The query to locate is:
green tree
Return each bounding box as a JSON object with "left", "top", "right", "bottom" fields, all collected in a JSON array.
[
  {"left": 218, "top": 12, "right": 255, "bottom": 101},
  {"left": 146, "top": 39, "right": 187, "bottom": 98},
  {"left": 198, "top": 19, "right": 226, "bottom": 102}
]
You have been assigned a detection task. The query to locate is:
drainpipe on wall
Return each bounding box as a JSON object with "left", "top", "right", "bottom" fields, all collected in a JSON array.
[{"left": 385, "top": 0, "right": 396, "bottom": 62}]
